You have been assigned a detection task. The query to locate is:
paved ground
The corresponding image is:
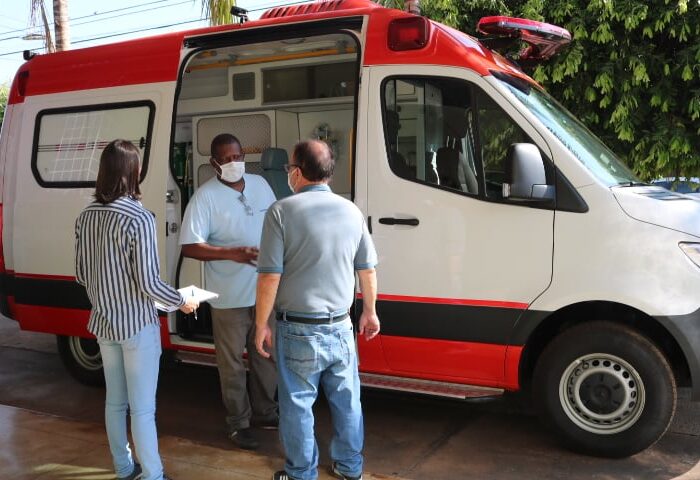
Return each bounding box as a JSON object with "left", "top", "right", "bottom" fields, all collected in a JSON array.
[
  {"left": 1, "top": 403, "right": 371, "bottom": 480},
  {"left": 1, "top": 315, "right": 699, "bottom": 479}
]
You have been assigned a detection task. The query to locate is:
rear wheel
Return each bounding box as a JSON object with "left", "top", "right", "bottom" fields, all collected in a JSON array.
[
  {"left": 56, "top": 335, "right": 104, "bottom": 386},
  {"left": 533, "top": 321, "right": 676, "bottom": 457}
]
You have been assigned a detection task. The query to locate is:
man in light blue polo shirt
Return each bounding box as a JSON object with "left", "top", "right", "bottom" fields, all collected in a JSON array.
[
  {"left": 180, "top": 133, "right": 277, "bottom": 451},
  {"left": 254, "top": 139, "right": 380, "bottom": 480}
]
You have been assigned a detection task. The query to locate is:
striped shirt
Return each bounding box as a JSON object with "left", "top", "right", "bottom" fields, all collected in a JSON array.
[{"left": 75, "top": 196, "right": 184, "bottom": 341}]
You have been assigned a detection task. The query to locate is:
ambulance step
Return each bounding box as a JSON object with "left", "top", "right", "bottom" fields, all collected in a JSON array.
[
  {"left": 359, "top": 373, "right": 504, "bottom": 399},
  {"left": 174, "top": 350, "right": 218, "bottom": 368}
]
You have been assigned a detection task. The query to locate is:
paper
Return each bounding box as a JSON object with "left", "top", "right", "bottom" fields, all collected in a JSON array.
[{"left": 155, "top": 285, "right": 219, "bottom": 312}]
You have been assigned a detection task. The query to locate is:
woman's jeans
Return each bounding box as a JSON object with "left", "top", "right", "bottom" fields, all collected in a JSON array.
[
  {"left": 98, "top": 323, "right": 163, "bottom": 480},
  {"left": 276, "top": 318, "right": 364, "bottom": 480}
]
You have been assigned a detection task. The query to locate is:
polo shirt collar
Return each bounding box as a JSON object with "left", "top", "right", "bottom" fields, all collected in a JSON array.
[{"left": 299, "top": 184, "right": 331, "bottom": 193}]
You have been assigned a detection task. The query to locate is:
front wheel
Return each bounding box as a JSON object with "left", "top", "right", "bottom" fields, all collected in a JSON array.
[
  {"left": 533, "top": 321, "right": 676, "bottom": 457},
  {"left": 56, "top": 335, "right": 104, "bottom": 386}
]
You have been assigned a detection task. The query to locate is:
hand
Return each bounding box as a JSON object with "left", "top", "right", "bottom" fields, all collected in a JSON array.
[
  {"left": 178, "top": 297, "right": 199, "bottom": 314},
  {"left": 255, "top": 323, "right": 273, "bottom": 359},
  {"left": 229, "top": 246, "right": 259, "bottom": 266},
  {"left": 358, "top": 311, "right": 380, "bottom": 341}
]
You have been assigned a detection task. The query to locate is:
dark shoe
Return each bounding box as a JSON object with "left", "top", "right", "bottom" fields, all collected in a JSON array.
[
  {"left": 252, "top": 414, "right": 279, "bottom": 430},
  {"left": 163, "top": 475, "right": 173, "bottom": 480},
  {"left": 273, "top": 470, "right": 297, "bottom": 480},
  {"left": 228, "top": 427, "right": 260, "bottom": 450},
  {"left": 329, "top": 461, "right": 363, "bottom": 480},
  {"left": 117, "top": 463, "right": 141, "bottom": 480}
]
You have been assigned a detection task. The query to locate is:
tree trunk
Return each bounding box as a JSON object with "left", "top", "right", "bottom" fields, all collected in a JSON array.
[
  {"left": 404, "top": 0, "right": 420, "bottom": 15},
  {"left": 53, "top": 0, "right": 70, "bottom": 51}
]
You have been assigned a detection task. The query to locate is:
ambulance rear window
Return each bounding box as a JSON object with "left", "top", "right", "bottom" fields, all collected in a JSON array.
[{"left": 31, "top": 101, "right": 155, "bottom": 188}]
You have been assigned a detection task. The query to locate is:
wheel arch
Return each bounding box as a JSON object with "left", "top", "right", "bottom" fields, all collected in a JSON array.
[
  {"left": 56, "top": 334, "right": 105, "bottom": 387},
  {"left": 517, "top": 301, "right": 691, "bottom": 393}
]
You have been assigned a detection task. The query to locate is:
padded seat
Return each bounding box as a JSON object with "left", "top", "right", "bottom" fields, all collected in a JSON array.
[{"left": 261, "top": 148, "right": 292, "bottom": 199}]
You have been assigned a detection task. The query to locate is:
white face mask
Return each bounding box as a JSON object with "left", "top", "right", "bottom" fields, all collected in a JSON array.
[{"left": 215, "top": 160, "right": 245, "bottom": 183}]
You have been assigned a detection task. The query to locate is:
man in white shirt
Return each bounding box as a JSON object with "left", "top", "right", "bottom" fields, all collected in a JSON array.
[{"left": 180, "top": 133, "right": 277, "bottom": 450}]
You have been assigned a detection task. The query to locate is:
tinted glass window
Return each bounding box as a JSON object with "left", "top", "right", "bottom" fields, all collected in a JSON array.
[
  {"left": 383, "top": 77, "right": 544, "bottom": 201},
  {"left": 475, "top": 90, "right": 531, "bottom": 199},
  {"left": 383, "top": 77, "right": 478, "bottom": 194}
]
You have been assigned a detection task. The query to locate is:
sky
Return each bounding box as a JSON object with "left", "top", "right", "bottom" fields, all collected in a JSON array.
[{"left": 0, "top": 0, "right": 298, "bottom": 85}]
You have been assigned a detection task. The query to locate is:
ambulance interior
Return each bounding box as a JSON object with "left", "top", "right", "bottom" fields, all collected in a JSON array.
[{"left": 169, "top": 32, "right": 359, "bottom": 344}]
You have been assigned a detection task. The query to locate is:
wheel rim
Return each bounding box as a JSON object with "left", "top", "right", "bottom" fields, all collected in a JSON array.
[
  {"left": 559, "top": 353, "right": 645, "bottom": 435},
  {"left": 68, "top": 337, "right": 102, "bottom": 371}
]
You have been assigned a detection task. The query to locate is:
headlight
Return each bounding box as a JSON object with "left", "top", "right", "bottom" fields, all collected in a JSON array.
[{"left": 679, "top": 242, "right": 700, "bottom": 268}]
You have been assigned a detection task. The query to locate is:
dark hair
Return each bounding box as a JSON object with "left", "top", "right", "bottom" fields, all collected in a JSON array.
[
  {"left": 94, "top": 139, "right": 142, "bottom": 204},
  {"left": 293, "top": 139, "right": 334, "bottom": 181},
  {"left": 210, "top": 133, "right": 242, "bottom": 158}
]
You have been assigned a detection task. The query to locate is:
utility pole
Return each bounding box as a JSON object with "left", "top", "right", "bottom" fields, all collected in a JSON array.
[{"left": 53, "top": 0, "right": 71, "bottom": 51}]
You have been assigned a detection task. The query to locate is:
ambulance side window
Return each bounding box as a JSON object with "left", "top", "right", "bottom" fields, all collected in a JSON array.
[
  {"left": 475, "top": 89, "right": 532, "bottom": 200},
  {"left": 32, "top": 101, "right": 155, "bottom": 188},
  {"left": 383, "top": 77, "right": 477, "bottom": 194},
  {"left": 382, "top": 77, "right": 541, "bottom": 201}
]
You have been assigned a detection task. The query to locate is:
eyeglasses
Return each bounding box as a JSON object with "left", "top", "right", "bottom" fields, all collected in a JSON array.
[
  {"left": 238, "top": 193, "right": 254, "bottom": 216},
  {"left": 283, "top": 164, "right": 300, "bottom": 173},
  {"left": 215, "top": 153, "right": 246, "bottom": 163}
]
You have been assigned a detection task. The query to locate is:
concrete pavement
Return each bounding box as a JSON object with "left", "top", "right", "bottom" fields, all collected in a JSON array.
[
  {"left": 0, "top": 403, "right": 400, "bottom": 480},
  {"left": 1, "top": 315, "right": 699, "bottom": 480}
]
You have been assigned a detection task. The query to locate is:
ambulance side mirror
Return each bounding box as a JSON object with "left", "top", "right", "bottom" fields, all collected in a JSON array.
[{"left": 502, "top": 143, "right": 555, "bottom": 202}]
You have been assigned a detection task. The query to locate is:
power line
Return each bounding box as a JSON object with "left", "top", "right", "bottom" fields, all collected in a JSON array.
[
  {"left": 70, "top": 17, "right": 207, "bottom": 44},
  {"left": 0, "top": 15, "right": 28, "bottom": 28},
  {"left": 0, "top": 0, "right": 185, "bottom": 38},
  {"left": 0, "top": 17, "right": 205, "bottom": 58},
  {"left": 68, "top": 1, "right": 194, "bottom": 31},
  {"left": 0, "top": 0, "right": 194, "bottom": 44},
  {"left": 246, "top": 1, "right": 309, "bottom": 13},
  {"left": 0, "top": 0, "right": 312, "bottom": 58},
  {"left": 0, "top": 21, "right": 25, "bottom": 30}
]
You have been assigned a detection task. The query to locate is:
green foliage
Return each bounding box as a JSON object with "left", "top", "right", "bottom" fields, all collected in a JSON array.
[
  {"left": 0, "top": 84, "right": 8, "bottom": 130},
  {"left": 197, "top": 0, "right": 236, "bottom": 26},
  {"left": 421, "top": 0, "right": 700, "bottom": 180}
]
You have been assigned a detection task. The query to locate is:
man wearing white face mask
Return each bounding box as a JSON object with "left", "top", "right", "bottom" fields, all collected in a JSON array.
[{"left": 179, "top": 133, "right": 278, "bottom": 450}]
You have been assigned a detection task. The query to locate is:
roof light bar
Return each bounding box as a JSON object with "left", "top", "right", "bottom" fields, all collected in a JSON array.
[{"left": 477, "top": 16, "right": 571, "bottom": 62}]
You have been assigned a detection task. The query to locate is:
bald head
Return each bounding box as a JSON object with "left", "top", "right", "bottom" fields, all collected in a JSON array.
[{"left": 293, "top": 139, "right": 334, "bottom": 182}]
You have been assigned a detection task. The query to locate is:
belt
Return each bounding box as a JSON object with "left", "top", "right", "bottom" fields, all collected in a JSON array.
[{"left": 276, "top": 311, "right": 349, "bottom": 324}]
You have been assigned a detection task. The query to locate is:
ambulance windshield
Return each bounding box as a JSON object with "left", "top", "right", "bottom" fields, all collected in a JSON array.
[{"left": 494, "top": 73, "right": 640, "bottom": 187}]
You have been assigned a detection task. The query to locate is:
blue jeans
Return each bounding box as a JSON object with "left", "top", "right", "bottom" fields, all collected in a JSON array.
[
  {"left": 98, "top": 323, "right": 164, "bottom": 480},
  {"left": 275, "top": 318, "right": 364, "bottom": 480}
]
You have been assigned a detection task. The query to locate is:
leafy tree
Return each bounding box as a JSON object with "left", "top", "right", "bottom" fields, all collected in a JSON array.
[
  {"left": 0, "top": 84, "right": 9, "bottom": 130},
  {"left": 421, "top": 0, "right": 700, "bottom": 180},
  {"left": 199, "top": 0, "right": 238, "bottom": 26}
]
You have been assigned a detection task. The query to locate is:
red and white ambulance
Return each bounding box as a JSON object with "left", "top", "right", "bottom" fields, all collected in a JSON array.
[{"left": 2, "top": 0, "right": 700, "bottom": 458}]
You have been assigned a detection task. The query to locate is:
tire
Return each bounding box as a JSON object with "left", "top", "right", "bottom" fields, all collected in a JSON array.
[
  {"left": 532, "top": 321, "right": 676, "bottom": 458},
  {"left": 56, "top": 335, "right": 105, "bottom": 387}
]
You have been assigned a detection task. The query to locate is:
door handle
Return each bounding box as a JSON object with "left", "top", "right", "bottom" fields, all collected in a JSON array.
[
  {"left": 166, "top": 221, "right": 178, "bottom": 237},
  {"left": 378, "top": 217, "right": 419, "bottom": 226}
]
